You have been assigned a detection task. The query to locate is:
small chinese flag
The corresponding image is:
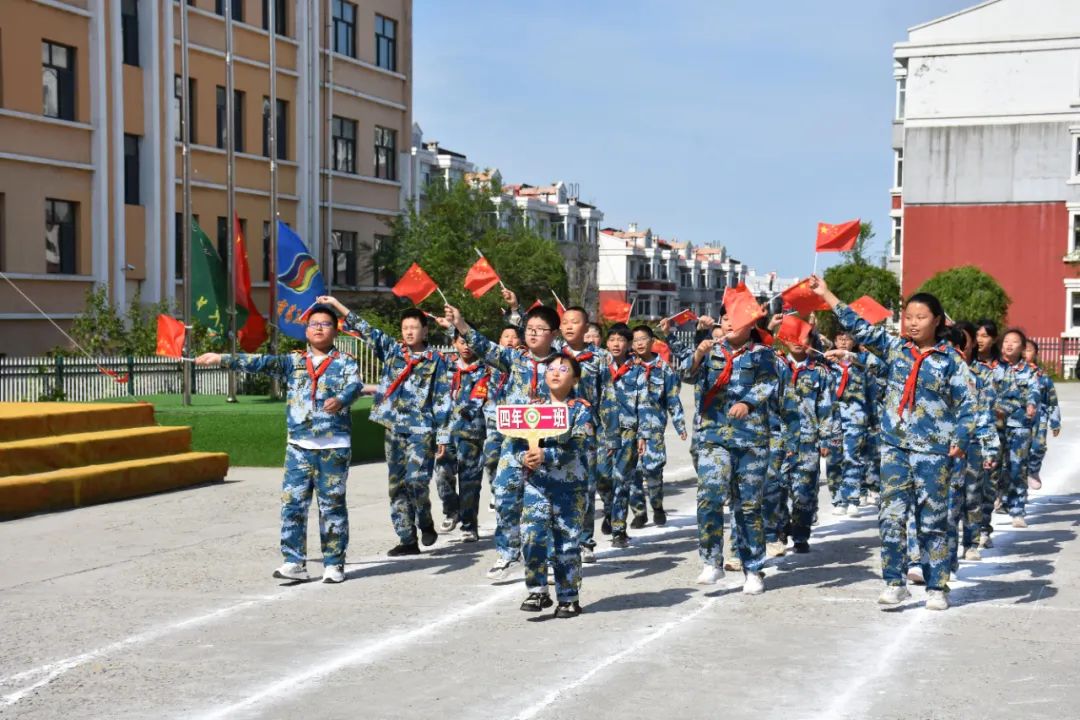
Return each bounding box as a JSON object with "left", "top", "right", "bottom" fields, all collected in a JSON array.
[
  {"left": 724, "top": 285, "right": 766, "bottom": 333},
  {"left": 653, "top": 339, "right": 672, "bottom": 364},
  {"left": 781, "top": 278, "right": 830, "bottom": 316},
  {"left": 528, "top": 298, "right": 544, "bottom": 311},
  {"left": 155, "top": 314, "right": 186, "bottom": 358},
  {"left": 849, "top": 295, "right": 892, "bottom": 325},
  {"left": 551, "top": 293, "right": 566, "bottom": 319},
  {"left": 816, "top": 219, "right": 861, "bottom": 252},
  {"left": 668, "top": 308, "right": 698, "bottom": 326},
  {"left": 463, "top": 256, "right": 500, "bottom": 298},
  {"left": 601, "top": 298, "right": 632, "bottom": 323},
  {"left": 777, "top": 314, "right": 812, "bottom": 346},
  {"left": 393, "top": 262, "right": 438, "bottom": 305},
  {"left": 758, "top": 328, "right": 775, "bottom": 347}
]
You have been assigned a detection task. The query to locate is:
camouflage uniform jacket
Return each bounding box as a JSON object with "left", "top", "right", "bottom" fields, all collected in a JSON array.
[
  {"left": 447, "top": 359, "right": 490, "bottom": 439},
  {"left": 1001, "top": 359, "right": 1041, "bottom": 429},
  {"left": 463, "top": 328, "right": 560, "bottom": 407},
  {"left": 637, "top": 354, "right": 687, "bottom": 441},
  {"left": 968, "top": 357, "right": 1002, "bottom": 455},
  {"left": 597, "top": 355, "right": 646, "bottom": 441},
  {"left": 781, "top": 354, "right": 834, "bottom": 446},
  {"left": 686, "top": 339, "right": 778, "bottom": 449},
  {"left": 1032, "top": 365, "right": 1061, "bottom": 431}
]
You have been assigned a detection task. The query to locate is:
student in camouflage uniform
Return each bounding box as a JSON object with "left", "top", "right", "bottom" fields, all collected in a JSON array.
[
  {"left": 812, "top": 278, "right": 975, "bottom": 611},
  {"left": 629, "top": 325, "right": 687, "bottom": 528},
  {"left": 434, "top": 332, "right": 490, "bottom": 543},
  {"left": 1023, "top": 339, "right": 1061, "bottom": 489},
  {"left": 516, "top": 354, "right": 594, "bottom": 618},
  {"left": 973, "top": 320, "right": 1014, "bottom": 548},
  {"left": 482, "top": 326, "right": 522, "bottom": 506},
  {"left": 760, "top": 330, "right": 801, "bottom": 558},
  {"left": 195, "top": 303, "right": 362, "bottom": 584},
  {"left": 998, "top": 328, "right": 1041, "bottom": 527},
  {"left": 321, "top": 297, "right": 452, "bottom": 557},
  {"left": 683, "top": 308, "right": 777, "bottom": 594}
]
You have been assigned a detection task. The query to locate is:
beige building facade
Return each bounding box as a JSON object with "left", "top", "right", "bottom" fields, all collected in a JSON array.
[{"left": 0, "top": 0, "right": 412, "bottom": 355}]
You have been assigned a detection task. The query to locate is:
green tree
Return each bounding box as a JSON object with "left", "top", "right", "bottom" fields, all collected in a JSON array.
[
  {"left": 816, "top": 252, "right": 902, "bottom": 339},
  {"left": 916, "top": 265, "right": 1011, "bottom": 328},
  {"left": 67, "top": 286, "right": 127, "bottom": 355},
  {"left": 373, "top": 180, "right": 569, "bottom": 338}
]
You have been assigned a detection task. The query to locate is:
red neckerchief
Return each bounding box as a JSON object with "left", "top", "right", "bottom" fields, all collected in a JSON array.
[
  {"left": 789, "top": 357, "right": 810, "bottom": 388},
  {"left": 564, "top": 347, "right": 594, "bottom": 363},
  {"left": 384, "top": 347, "right": 425, "bottom": 399},
  {"left": 836, "top": 363, "right": 851, "bottom": 399},
  {"left": 638, "top": 356, "right": 660, "bottom": 383},
  {"left": 452, "top": 361, "right": 480, "bottom": 400},
  {"left": 493, "top": 369, "right": 510, "bottom": 400},
  {"left": 609, "top": 358, "right": 634, "bottom": 384},
  {"left": 703, "top": 342, "right": 749, "bottom": 411},
  {"left": 304, "top": 349, "right": 340, "bottom": 405},
  {"left": 897, "top": 343, "right": 942, "bottom": 419}
]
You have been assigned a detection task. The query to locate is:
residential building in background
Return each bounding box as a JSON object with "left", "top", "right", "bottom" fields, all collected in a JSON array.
[
  {"left": 0, "top": 0, "right": 412, "bottom": 354},
  {"left": 891, "top": 0, "right": 1080, "bottom": 338},
  {"left": 407, "top": 123, "right": 476, "bottom": 212}
]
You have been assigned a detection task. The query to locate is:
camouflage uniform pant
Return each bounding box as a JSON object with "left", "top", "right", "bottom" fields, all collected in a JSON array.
[
  {"left": 788, "top": 441, "right": 824, "bottom": 544},
  {"left": 493, "top": 442, "right": 526, "bottom": 562},
  {"left": 483, "top": 428, "right": 504, "bottom": 492},
  {"left": 605, "top": 429, "right": 639, "bottom": 535},
  {"left": 433, "top": 434, "right": 486, "bottom": 532},
  {"left": 960, "top": 446, "right": 988, "bottom": 552},
  {"left": 863, "top": 425, "right": 882, "bottom": 494},
  {"left": 761, "top": 433, "right": 791, "bottom": 543},
  {"left": 578, "top": 438, "right": 598, "bottom": 549},
  {"left": 980, "top": 430, "right": 1007, "bottom": 535},
  {"left": 1003, "top": 426, "right": 1034, "bottom": 518},
  {"left": 1027, "top": 416, "right": 1049, "bottom": 477},
  {"left": 282, "top": 444, "right": 350, "bottom": 566},
  {"left": 696, "top": 442, "right": 767, "bottom": 572},
  {"left": 521, "top": 473, "right": 587, "bottom": 603},
  {"left": 631, "top": 436, "right": 667, "bottom": 516},
  {"left": 879, "top": 444, "right": 951, "bottom": 591},
  {"left": 385, "top": 432, "right": 436, "bottom": 545},
  {"left": 835, "top": 411, "right": 867, "bottom": 507}
]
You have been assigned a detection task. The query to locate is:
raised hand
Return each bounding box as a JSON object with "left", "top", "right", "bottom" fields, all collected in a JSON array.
[
  {"left": 501, "top": 287, "right": 518, "bottom": 309},
  {"left": 315, "top": 295, "right": 349, "bottom": 317},
  {"left": 195, "top": 353, "right": 222, "bottom": 367}
]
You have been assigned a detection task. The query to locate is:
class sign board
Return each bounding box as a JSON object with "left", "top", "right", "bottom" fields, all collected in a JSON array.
[{"left": 496, "top": 403, "right": 570, "bottom": 448}]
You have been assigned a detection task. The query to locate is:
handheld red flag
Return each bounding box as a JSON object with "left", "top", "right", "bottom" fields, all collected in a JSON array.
[
  {"left": 848, "top": 295, "right": 892, "bottom": 325},
  {"left": 724, "top": 285, "right": 766, "bottom": 333},
  {"left": 234, "top": 214, "right": 268, "bottom": 352},
  {"left": 758, "top": 328, "right": 775, "bottom": 347},
  {"left": 463, "top": 256, "right": 501, "bottom": 298},
  {"left": 528, "top": 298, "right": 544, "bottom": 311},
  {"left": 156, "top": 314, "right": 186, "bottom": 358},
  {"left": 815, "top": 219, "right": 861, "bottom": 252},
  {"left": 776, "top": 314, "right": 812, "bottom": 346},
  {"left": 668, "top": 308, "right": 698, "bottom": 326},
  {"left": 601, "top": 298, "right": 632, "bottom": 323},
  {"left": 781, "top": 278, "right": 830, "bottom": 315},
  {"left": 652, "top": 339, "right": 672, "bottom": 364},
  {"left": 393, "top": 262, "right": 439, "bottom": 305}
]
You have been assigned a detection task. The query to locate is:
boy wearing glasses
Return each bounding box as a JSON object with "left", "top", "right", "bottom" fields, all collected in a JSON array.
[
  {"left": 195, "top": 303, "right": 362, "bottom": 584},
  {"left": 441, "top": 302, "right": 562, "bottom": 581},
  {"left": 318, "top": 297, "right": 452, "bottom": 558}
]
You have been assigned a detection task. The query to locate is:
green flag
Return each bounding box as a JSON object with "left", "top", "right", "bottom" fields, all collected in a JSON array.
[{"left": 190, "top": 219, "right": 227, "bottom": 338}]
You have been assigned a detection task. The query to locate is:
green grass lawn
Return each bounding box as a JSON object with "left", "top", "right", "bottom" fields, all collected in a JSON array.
[{"left": 116, "top": 394, "right": 385, "bottom": 467}]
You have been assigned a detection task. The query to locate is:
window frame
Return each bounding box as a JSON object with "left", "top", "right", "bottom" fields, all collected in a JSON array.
[
  {"left": 45, "top": 198, "right": 76, "bottom": 275},
  {"left": 261, "top": 0, "right": 287, "bottom": 36},
  {"left": 375, "top": 13, "right": 397, "bottom": 71},
  {"left": 374, "top": 126, "right": 397, "bottom": 180},
  {"left": 1068, "top": 206, "right": 1080, "bottom": 255},
  {"left": 124, "top": 134, "right": 141, "bottom": 206},
  {"left": 1069, "top": 289, "right": 1080, "bottom": 333},
  {"left": 331, "top": 116, "right": 357, "bottom": 174},
  {"left": 893, "top": 148, "right": 904, "bottom": 190},
  {"left": 895, "top": 76, "right": 906, "bottom": 120},
  {"left": 42, "top": 40, "right": 75, "bottom": 121},
  {"left": 262, "top": 96, "right": 288, "bottom": 160},
  {"left": 891, "top": 215, "right": 903, "bottom": 257},
  {"left": 332, "top": 0, "right": 357, "bottom": 58},
  {"left": 174, "top": 75, "right": 197, "bottom": 143},
  {"left": 331, "top": 229, "right": 357, "bottom": 288},
  {"left": 215, "top": 0, "right": 244, "bottom": 21},
  {"left": 121, "top": 0, "right": 139, "bottom": 67}
]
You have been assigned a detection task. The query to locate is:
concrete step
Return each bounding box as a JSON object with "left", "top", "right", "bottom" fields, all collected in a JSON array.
[
  {"left": 0, "top": 402, "right": 156, "bottom": 442},
  {"left": 0, "top": 426, "right": 193, "bottom": 476}
]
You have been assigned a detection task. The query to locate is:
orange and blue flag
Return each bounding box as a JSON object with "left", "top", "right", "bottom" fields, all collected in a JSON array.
[{"left": 276, "top": 220, "right": 327, "bottom": 340}]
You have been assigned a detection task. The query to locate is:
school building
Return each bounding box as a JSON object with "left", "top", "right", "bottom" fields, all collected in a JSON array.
[
  {"left": 890, "top": 0, "right": 1080, "bottom": 340},
  {"left": 0, "top": 0, "right": 413, "bottom": 355}
]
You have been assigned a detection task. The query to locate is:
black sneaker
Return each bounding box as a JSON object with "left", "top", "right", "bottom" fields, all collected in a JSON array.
[
  {"left": 420, "top": 525, "right": 438, "bottom": 547},
  {"left": 387, "top": 541, "right": 421, "bottom": 557},
  {"left": 653, "top": 508, "right": 667, "bottom": 526},
  {"left": 630, "top": 513, "right": 647, "bottom": 530},
  {"left": 554, "top": 601, "right": 583, "bottom": 619},
  {"left": 792, "top": 541, "right": 810, "bottom": 554},
  {"left": 520, "top": 591, "right": 553, "bottom": 612},
  {"left": 611, "top": 533, "right": 630, "bottom": 549},
  {"left": 601, "top": 517, "right": 612, "bottom": 535}
]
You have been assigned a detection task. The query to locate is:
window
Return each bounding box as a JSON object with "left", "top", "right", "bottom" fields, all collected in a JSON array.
[
  {"left": 45, "top": 199, "right": 76, "bottom": 274},
  {"left": 215, "top": 0, "right": 244, "bottom": 21},
  {"left": 891, "top": 215, "right": 903, "bottom": 257},
  {"left": 657, "top": 298, "right": 669, "bottom": 317},
  {"left": 658, "top": 262, "right": 668, "bottom": 281},
  {"left": 124, "top": 134, "right": 141, "bottom": 205},
  {"left": 121, "top": 0, "right": 139, "bottom": 66},
  {"left": 698, "top": 270, "right": 706, "bottom": 288},
  {"left": 217, "top": 87, "right": 245, "bottom": 152},
  {"left": 174, "top": 76, "right": 196, "bottom": 142},
  {"left": 331, "top": 116, "right": 356, "bottom": 173},
  {"left": 261, "top": 0, "right": 287, "bottom": 35},
  {"left": 680, "top": 269, "right": 691, "bottom": 288},
  {"left": 374, "top": 126, "right": 396, "bottom": 180},
  {"left": 42, "top": 41, "right": 75, "bottom": 120},
  {"left": 1071, "top": 291, "right": 1080, "bottom": 331},
  {"left": 638, "top": 297, "right": 652, "bottom": 317},
  {"left": 373, "top": 233, "right": 391, "bottom": 285},
  {"left": 217, "top": 216, "right": 246, "bottom": 262},
  {"left": 375, "top": 14, "right": 396, "bottom": 71},
  {"left": 894, "top": 148, "right": 904, "bottom": 189},
  {"left": 332, "top": 0, "right": 356, "bottom": 58},
  {"left": 331, "top": 230, "right": 357, "bottom": 287},
  {"left": 1069, "top": 210, "right": 1080, "bottom": 254},
  {"left": 895, "top": 77, "right": 906, "bottom": 120},
  {"left": 262, "top": 97, "right": 288, "bottom": 159},
  {"left": 174, "top": 213, "right": 183, "bottom": 279},
  {"left": 1073, "top": 134, "right": 1080, "bottom": 178}
]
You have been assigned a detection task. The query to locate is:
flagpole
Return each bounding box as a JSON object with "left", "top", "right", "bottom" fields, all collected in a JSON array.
[
  {"left": 225, "top": 0, "right": 238, "bottom": 403},
  {"left": 324, "top": 0, "right": 334, "bottom": 295},
  {"left": 268, "top": 0, "right": 280, "bottom": 399},
  {"left": 180, "top": 0, "right": 193, "bottom": 407},
  {"left": 550, "top": 289, "right": 566, "bottom": 310},
  {"left": 474, "top": 247, "right": 507, "bottom": 290},
  {"left": 626, "top": 295, "right": 636, "bottom": 324}
]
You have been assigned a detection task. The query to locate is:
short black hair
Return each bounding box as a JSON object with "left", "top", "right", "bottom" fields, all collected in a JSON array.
[
  {"left": 550, "top": 353, "right": 582, "bottom": 379},
  {"left": 586, "top": 322, "right": 603, "bottom": 335},
  {"left": 607, "top": 325, "right": 633, "bottom": 343},
  {"left": 499, "top": 324, "right": 523, "bottom": 342},
  {"left": 563, "top": 306, "right": 589, "bottom": 322},
  {"left": 631, "top": 324, "right": 655, "bottom": 339},
  {"left": 401, "top": 308, "right": 429, "bottom": 327},
  {"left": 307, "top": 303, "right": 339, "bottom": 324},
  {"left": 525, "top": 305, "right": 560, "bottom": 332},
  {"left": 1026, "top": 338, "right": 1040, "bottom": 354}
]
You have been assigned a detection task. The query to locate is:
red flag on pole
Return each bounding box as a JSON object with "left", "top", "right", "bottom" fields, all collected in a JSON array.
[
  {"left": 463, "top": 256, "right": 501, "bottom": 298},
  {"left": 528, "top": 298, "right": 544, "bottom": 311},
  {"left": 653, "top": 339, "right": 672, "bottom": 364},
  {"left": 551, "top": 291, "right": 566, "bottom": 319},
  {"left": 848, "top": 295, "right": 892, "bottom": 325},
  {"left": 777, "top": 314, "right": 812, "bottom": 346},
  {"left": 601, "top": 298, "right": 632, "bottom": 323},
  {"left": 758, "top": 328, "right": 775, "bottom": 347},
  {"left": 156, "top": 314, "right": 186, "bottom": 358},
  {"left": 781, "top": 278, "right": 830, "bottom": 315},
  {"left": 815, "top": 219, "right": 861, "bottom": 252},
  {"left": 668, "top": 308, "right": 698, "bottom": 326},
  {"left": 234, "top": 214, "right": 268, "bottom": 352},
  {"left": 393, "top": 262, "right": 439, "bottom": 305},
  {"left": 723, "top": 284, "right": 765, "bottom": 332}
]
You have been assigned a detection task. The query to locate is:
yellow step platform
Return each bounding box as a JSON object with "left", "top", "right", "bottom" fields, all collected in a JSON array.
[
  {"left": 0, "top": 426, "right": 193, "bottom": 476},
  {"left": 0, "top": 402, "right": 156, "bottom": 442}
]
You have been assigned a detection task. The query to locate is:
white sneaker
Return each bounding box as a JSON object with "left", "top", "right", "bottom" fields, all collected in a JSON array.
[
  {"left": 742, "top": 571, "right": 765, "bottom": 595},
  {"left": 877, "top": 585, "right": 912, "bottom": 605},
  {"left": 907, "top": 566, "right": 925, "bottom": 585},
  {"left": 867, "top": 491, "right": 880, "bottom": 507},
  {"left": 696, "top": 564, "right": 724, "bottom": 585},
  {"left": 486, "top": 557, "right": 517, "bottom": 581},
  {"left": 978, "top": 532, "right": 993, "bottom": 549},
  {"left": 832, "top": 505, "right": 847, "bottom": 516},
  {"left": 1011, "top": 516, "right": 1028, "bottom": 529},
  {"left": 925, "top": 590, "right": 950, "bottom": 611},
  {"left": 461, "top": 529, "right": 479, "bottom": 543},
  {"left": 321, "top": 565, "right": 345, "bottom": 583},
  {"left": 964, "top": 546, "right": 982, "bottom": 561},
  {"left": 766, "top": 541, "right": 787, "bottom": 558},
  {"left": 580, "top": 546, "right": 596, "bottom": 564},
  {"left": 1027, "top": 474, "right": 1042, "bottom": 490},
  {"left": 441, "top": 514, "right": 459, "bottom": 532},
  {"left": 272, "top": 562, "right": 310, "bottom": 581},
  {"left": 846, "top": 504, "right": 860, "bottom": 517}
]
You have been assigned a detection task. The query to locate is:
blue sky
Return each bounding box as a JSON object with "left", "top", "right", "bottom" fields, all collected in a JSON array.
[{"left": 413, "top": 0, "right": 976, "bottom": 278}]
